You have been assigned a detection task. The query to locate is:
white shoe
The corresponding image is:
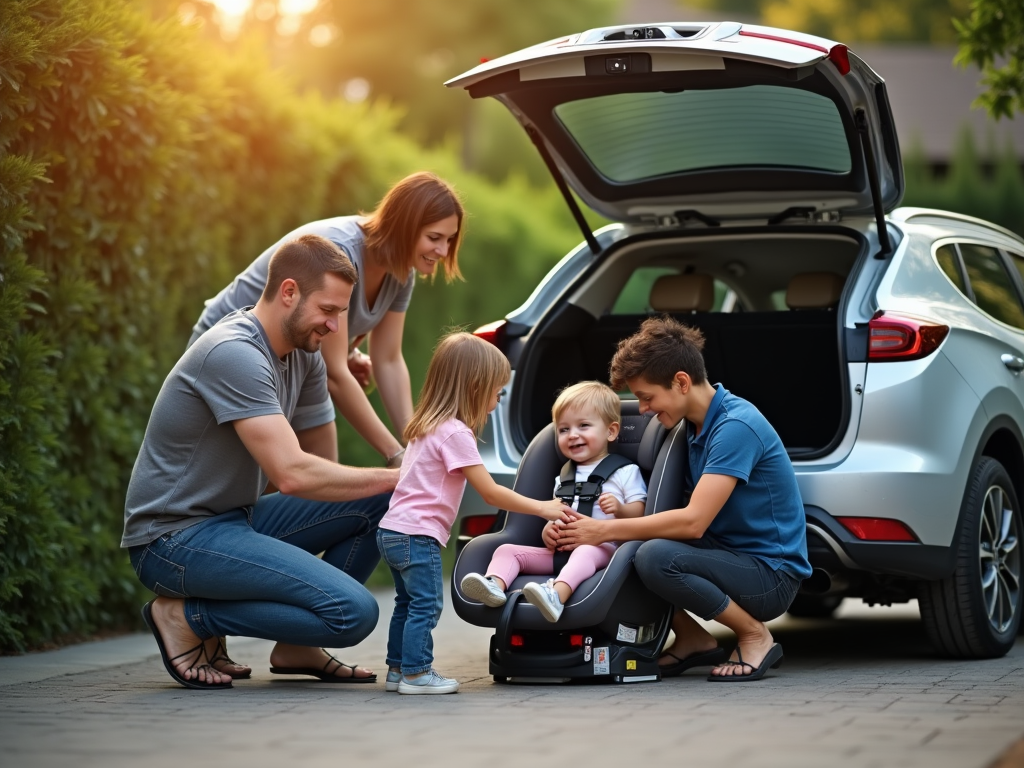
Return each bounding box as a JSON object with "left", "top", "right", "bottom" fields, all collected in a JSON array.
[
  {"left": 385, "top": 668, "right": 401, "bottom": 692},
  {"left": 522, "top": 579, "right": 564, "bottom": 623},
  {"left": 397, "top": 669, "right": 460, "bottom": 695},
  {"left": 460, "top": 573, "right": 507, "bottom": 607}
]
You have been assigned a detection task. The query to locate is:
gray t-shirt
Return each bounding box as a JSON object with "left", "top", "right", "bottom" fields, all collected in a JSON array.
[
  {"left": 190, "top": 215, "right": 415, "bottom": 346},
  {"left": 122, "top": 310, "right": 335, "bottom": 548}
]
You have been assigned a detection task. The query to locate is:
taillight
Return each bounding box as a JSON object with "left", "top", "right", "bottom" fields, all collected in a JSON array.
[
  {"left": 461, "top": 514, "right": 497, "bottom": 538},
  {"left": 828, "top": 44, "right": 850, "bottom": 75},
  {"left": 868, "top": 311, "right": 949, "bottom": 362},
  {"left": 836, "top": 517, "right": 917, "bottom": 542},
  {"left": 473, "top": 319, "right": 507, "bottom": 349}
]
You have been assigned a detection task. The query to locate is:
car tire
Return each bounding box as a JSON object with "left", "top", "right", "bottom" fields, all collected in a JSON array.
[
  {"left": 786, "top": 594, "right": 843, "bottom": 619},
  {"left": 919, "top": 457, "right": 1022, "bottom": 658}
]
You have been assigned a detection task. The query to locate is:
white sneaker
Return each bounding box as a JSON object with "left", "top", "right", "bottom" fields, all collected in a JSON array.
[
  {"left": 522, "top": 579, "right": 564, "bottom": 623},
  {"left": 385, "top": 668, "right": 401, "bottom": 692},
  {"left": 397, "top": 669, "right": 460, "bottom": 695},
  {"left": 460, "top": 573, "right": 507, "bottom": 607}
]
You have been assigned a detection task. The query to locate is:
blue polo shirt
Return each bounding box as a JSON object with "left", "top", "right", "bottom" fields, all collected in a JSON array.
[{"left": 688, "top": 385, "right": 812, "bottom": 579}]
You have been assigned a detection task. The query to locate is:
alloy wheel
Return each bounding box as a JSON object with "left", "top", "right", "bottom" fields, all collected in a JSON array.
[{"left": 979, "top": 483, "right": 1021, "bottom": 634}]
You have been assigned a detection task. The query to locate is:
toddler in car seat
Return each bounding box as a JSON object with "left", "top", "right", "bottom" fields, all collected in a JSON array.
[
  {"left": 376, "top": 332, "right": 572, "bottom": 695},
  {"left": 460, "top": 381, "right": 648, "bottom": 622}
]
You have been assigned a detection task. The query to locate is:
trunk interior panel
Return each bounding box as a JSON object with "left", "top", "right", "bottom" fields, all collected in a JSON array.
[{"left": 513, "top": 231, "right": 863, "bottom": 457}]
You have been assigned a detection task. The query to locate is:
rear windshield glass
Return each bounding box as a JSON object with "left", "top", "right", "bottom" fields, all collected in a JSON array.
[{"left": 553, "top": 85, "right": 852, "bottom": 182}]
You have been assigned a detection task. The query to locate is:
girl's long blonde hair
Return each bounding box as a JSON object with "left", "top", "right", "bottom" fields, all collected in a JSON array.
[{"left": 404, "top": 332, "right": 510, "bottom": 442}]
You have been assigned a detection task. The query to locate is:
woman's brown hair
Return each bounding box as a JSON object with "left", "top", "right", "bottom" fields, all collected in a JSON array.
[
  {"left": 360, "top": 172, "right": 465, "bottom": 283},
  {"left": 404, "top": 332, "right": 510, "bottom": 442}
]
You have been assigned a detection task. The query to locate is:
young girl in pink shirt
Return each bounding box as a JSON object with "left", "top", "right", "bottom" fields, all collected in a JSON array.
[{"left": 376, "top": 332, "right": 572, "bottom": 695}]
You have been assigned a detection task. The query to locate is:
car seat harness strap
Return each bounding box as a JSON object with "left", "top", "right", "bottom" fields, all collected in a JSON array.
[{"left": 552, "top": 453, "right": 633, "bottom": 572}]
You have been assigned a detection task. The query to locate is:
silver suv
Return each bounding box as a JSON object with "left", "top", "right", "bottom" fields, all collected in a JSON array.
[{"left": 446, "top": 22, "right": 1023, "bottom": 658}]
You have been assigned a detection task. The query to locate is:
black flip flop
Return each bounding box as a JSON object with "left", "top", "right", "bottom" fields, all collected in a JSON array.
[
  {"left": 270, "top": 649, "right": 377, "bottom": 684},
  {"left": 707, "top": 642, "right": 784, "bottom": 682},
  {"left": 141, "top": 601, "right": 232, "bottom": 690},
  {"left": 658, "top": 646, "right": 728, "bottom": 677}
]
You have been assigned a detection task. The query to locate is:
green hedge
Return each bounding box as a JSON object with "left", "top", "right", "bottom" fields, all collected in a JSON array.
[{"left": 0, "top": 0, "right": 581, "bottom": 651}]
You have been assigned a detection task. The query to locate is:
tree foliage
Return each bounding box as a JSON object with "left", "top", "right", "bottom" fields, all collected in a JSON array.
[
  {"left": 955, "top": 0, "right": 1024, "bottom": 119},
  {"left": 0, "top": 0, "right": 583, "bottom": 651}
]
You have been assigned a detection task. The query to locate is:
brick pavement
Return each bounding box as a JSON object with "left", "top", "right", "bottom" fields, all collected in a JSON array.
[{"left": 1, "top": 591, "right": 1021, "bottom": 768}]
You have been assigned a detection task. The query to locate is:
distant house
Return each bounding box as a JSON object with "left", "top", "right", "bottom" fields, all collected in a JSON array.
[{"left": 617, "top": 0, "right": 1023, "bottom": 170}]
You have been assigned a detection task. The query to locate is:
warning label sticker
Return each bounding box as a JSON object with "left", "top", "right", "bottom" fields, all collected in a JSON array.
[
  {"left": 593, "top": 647, "right": 609, "bottom": 675},
  {"left": 615, "top": 624, "right": 638, "bottom": 643}
]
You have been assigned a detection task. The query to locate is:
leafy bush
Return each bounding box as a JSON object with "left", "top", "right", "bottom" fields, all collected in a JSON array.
[{"left": 0, "top": 0, "right": 581, "bottom": 651}]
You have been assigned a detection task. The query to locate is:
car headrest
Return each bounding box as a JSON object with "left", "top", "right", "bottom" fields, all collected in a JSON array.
[
  {"left": 649, "top": 274, "right": 715, "bottom": 312},
  {"left": 785, "top": 272, "right": 844, "bottom": 309}
]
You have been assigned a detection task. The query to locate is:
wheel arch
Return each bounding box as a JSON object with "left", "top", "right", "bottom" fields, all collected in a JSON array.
[{"left": 975, "top": 416, "right": 1024, "bottom": 508}]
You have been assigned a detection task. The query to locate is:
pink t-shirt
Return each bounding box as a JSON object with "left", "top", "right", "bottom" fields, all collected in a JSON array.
[{"left": 379, "top": 418, "right": 482, "bottom": 546}]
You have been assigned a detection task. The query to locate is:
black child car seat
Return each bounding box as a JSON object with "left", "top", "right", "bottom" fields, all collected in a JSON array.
[{"left": 451, "top": 400, "right": 692, "bottom": 683}]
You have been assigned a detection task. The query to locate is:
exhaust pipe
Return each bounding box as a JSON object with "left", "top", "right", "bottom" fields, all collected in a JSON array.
[{"left": 802, "top": 568, "right": 849, "bottom": 596}]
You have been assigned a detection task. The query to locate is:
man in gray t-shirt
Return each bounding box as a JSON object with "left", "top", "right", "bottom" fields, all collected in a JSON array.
[{"left": 123, "top": 234, "right": 399, "bottom": 690}]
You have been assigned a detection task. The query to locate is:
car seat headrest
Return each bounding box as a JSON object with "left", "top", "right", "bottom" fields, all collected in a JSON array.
[
  {"left": 609, "top": 401, "right": 663, "bottom": 472},
  {"left": 649, "top": 274, "right": 715, "bottom": 313},
  {"left": 785, "top": 272, "right": 844, "bottom": 309}
]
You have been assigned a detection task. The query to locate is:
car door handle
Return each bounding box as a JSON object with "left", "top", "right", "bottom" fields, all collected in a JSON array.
[{"left": 1001, "top": 354, "right": 1024, "bottom": 372}]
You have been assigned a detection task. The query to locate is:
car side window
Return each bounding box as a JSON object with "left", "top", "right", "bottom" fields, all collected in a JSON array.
[
  {"left": 959, "top": 243, "right": 1024, "bottom": 330},
  {"left": 1005, "top": 250, "right": 1024, "bottom": 296},
  {"left": 935, "top": 244, "right": 967, "bottom": 294}
]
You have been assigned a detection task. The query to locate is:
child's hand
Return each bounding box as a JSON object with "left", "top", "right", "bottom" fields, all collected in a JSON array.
[
  {"left": 537, "top": 498, "right": 574, "bottom": 522},
  {"left": 541, "top": 520, "right": 561, "bottom": 551},
  {"left": 597, "top": 492, "right": 623, "bottom": 517}
]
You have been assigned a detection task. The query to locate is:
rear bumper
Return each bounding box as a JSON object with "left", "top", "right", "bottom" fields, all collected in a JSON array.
[{"left": 805, "top": 506, "right": 955, "bottom": 581}]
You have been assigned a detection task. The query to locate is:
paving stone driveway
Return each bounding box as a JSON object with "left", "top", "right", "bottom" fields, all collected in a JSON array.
[{"left": 2, "top": 591, "right": 1021, "bottom": 768}]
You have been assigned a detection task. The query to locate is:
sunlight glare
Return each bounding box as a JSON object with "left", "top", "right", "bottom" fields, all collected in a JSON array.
[
  {"left": 309, "top": 23, "right": 337, "bottom": 47},
  {"left": 208, "top": 0, "right": 252, "bottom": 16},
  {"left": 343, "top": 78, "right": 370, "bottom": 103},
  {"left": 279, "top": 0, "right": 318, "bottom": 15}
]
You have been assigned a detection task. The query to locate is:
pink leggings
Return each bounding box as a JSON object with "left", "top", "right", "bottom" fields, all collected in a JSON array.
[{"left": 486, "top": 543, "right": 616, "bottom": 593}]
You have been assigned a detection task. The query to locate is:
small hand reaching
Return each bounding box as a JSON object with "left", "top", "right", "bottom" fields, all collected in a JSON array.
[{"left": 537, "top": 498, "right": 575, "bottom": 522}]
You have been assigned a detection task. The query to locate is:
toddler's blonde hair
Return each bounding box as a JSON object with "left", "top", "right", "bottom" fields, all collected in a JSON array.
[
  {"left": 551, "top": 381, "right": 621, "bottom": 427},
  {"left": 404, "top": 332, "right": 511, "bottom": 442}
]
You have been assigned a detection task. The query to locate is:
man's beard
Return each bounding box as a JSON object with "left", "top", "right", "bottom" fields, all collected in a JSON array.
[{"left": 283, "top": 300, "right": 329, "bottom": 353}]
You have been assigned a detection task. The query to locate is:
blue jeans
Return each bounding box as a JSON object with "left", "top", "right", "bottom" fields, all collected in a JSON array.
[
  {"left": 128, "top": 491, "right": 390, "bottom": 647},
  {"left": 634, "top": 539, "right": 801, "bottom": 622},
  {"left": 376, "top": 529, "right": 444, "bottom": 676}
]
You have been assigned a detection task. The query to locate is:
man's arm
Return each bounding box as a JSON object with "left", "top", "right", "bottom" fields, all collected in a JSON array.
[
  {"left": 558, "top": 474, "right": 739, "bottom": 549},
  {"left": 369, "top": 310, "right": 414, "bottom": 438},
  {"left": 234, "top": 413, "right": 398, "bottom": 500}
]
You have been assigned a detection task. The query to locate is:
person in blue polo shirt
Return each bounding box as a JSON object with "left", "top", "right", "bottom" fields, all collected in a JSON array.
[{"left": 558, "top": 316, "right": 811, "bottom": 682}]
